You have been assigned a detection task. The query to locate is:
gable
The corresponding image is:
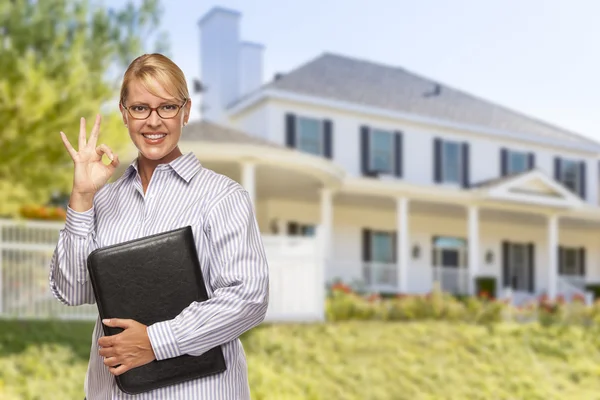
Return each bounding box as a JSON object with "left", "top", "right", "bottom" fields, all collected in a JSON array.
[{"left": 483, "top": 170, "right": 584, "bottom": 209}]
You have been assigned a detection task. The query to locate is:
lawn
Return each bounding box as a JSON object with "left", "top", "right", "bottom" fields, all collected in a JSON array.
[{"left": 1, "top": 318, "right": 600, "bottom": 400}]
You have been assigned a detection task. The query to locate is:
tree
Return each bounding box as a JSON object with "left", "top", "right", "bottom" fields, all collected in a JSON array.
[{"left": 0, "top": 0, "right": 170, "bottom": 217}]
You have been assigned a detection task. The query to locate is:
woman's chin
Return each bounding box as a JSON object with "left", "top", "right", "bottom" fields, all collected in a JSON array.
[{"left": 137, "top": 145, "right": 180, "bottom": 162}]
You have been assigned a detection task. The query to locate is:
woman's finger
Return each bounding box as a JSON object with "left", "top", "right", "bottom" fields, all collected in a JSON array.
[
  {"left": 95, "top": 144, "right": 114, "bottom": 162},
  {"left": 78, "top": 117, "right": 87, "bottom": 149},
  {"left": 103, "top": 356, "right": 120, "bottom": 368},
  {"left": 88, "top": 114, "right": 102, "bottom": 148},
  {"left": 60, "top": 132, "right": 77, "bottom": 160}
]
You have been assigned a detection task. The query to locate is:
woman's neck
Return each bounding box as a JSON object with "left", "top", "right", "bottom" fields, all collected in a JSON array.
[{"left": 137, "top": 147, "right": 182, "bottom": 192}]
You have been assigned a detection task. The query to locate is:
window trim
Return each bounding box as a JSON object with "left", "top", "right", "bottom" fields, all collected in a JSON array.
[
  {"left": 368, "top": 128, "right": 395, "bottom": 174},
  {"left": 296, "top": 116, "right": 323, "bottom": 156}
]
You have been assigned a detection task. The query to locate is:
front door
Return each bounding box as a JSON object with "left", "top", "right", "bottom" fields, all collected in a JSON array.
[{"left": 503, "top": 242, "right": 534, "bottom": 292}]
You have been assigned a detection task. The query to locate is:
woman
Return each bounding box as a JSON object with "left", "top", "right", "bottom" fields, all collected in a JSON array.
[{"left": 50, "top": 53, "right": 269, "bottom": 399}]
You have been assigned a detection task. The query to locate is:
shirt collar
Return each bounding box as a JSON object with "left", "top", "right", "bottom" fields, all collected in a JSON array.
[{"left": 123, "top": 151, "right": 202, "bottom": 183}]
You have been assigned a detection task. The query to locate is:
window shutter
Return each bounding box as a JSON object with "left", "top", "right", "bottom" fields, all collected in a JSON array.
[
  {"left": 360, "top": 126, "right": 370, "bottom": 175},
  {"left": 394, "top": 131, "right": 403, "bottom": 178},
  {"left": 462, "top": 142, "right": 470, "bottom": 188},
  {"left": 323, "top": 119, "right": 333, "bottom": 159},
  {"left": 579, "top": 161, "right": 586, "bottom": 199},
  {"left": 558, "top": 246, "right": 564, "bottom": 275},
  {"left": 554, "top": 157, "right": 561, "bottom": 181},
  {"left": 285, "top": 113, "right": 296, "bottom": 148},
  {"left": 502, "top": 241, "right": 510, "bottom": 288},
  {"left": 287, "top": 222, "right": 299, "bottom": 235},
  {"left": 362, "top": 229, "right": 372, "bottom": 262},
  {"left": 434, "top": 138, "right": 442, "bottom": 183},
  {"left": 579, "top": 247, "right": 586, "bottom": 276},
  {"left": 500, "top": 148, "right": 508, "bottom": 176},
  {"left": 528, "top": 152, "right": 535, "bottom": 170},
  {"left": 527, "top": 243, "right": 535, "bottom": 293}
]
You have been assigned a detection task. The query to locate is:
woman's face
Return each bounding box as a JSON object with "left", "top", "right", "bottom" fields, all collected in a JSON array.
[{"left": 120, "top": 78, "right": 191, "bottom": 164}]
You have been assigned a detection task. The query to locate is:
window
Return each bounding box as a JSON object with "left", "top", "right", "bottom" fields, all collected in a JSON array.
[
  {"left": 507, "top": 151, "right": 528, "bottom": 174},
  {"left": 371, "top": 232, "right": 394, "bottom": 263},
  {"left": 559, "top": 247, "right": 584, "bottom": 276},
  {"left": 442, "top": 141, "right": 462, "bottom": 184},
  {"left": 297, "top": 117, "right": 322, "bottom": 156},
  {"left": 369, "top": 129, "right": 394, "bottom": 174},
  {"left": 560, "top": 159, "right": 580, "bottom": 193},
  {"left": 287, "top": 222, "right": 315, "bottom": 237}
]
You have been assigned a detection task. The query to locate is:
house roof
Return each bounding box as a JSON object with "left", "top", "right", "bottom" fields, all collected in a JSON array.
[
  {"left": 262, "top": 52, "right": 598, "bottom": 148},
  {"left": 182, "top": 120, "right": 283, "bottom": 148}
]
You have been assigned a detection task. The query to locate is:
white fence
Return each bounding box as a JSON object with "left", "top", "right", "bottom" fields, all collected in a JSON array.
[{"left": 0, "top": 219, "right": 325, "bottom": 323}]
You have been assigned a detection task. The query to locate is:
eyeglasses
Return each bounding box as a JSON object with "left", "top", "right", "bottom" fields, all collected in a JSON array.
[{"left": 122, "top": 98, "right": 188, "bottom": 120}]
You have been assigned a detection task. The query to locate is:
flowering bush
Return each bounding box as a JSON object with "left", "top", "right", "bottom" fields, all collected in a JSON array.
[
  {"left": 325, "top": 283, "right": 599, "bottom": 327},
  {"left": 19, "top": 205, "right": 66, "bottom": 221}
]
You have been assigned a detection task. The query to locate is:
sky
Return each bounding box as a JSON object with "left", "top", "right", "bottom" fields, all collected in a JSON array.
[{"left": 106, "top": 0, "right": 600, "bottom": 142}]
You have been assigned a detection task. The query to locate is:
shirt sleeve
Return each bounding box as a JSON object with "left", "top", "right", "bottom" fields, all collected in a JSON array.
[
  {"left": 48, "top": 205, "right": 98, "bottom": 306},
  {"left": 146, "top": 189, "right": 269, "bottom": 360}
]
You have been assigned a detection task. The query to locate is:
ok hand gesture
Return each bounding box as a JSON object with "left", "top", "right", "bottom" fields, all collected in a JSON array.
[{"left": 60, "top": 114, "right": 120, "bottom": 198}]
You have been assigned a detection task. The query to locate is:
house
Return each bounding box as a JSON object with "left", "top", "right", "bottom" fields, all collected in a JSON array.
[{"left": 179, "top": 6, "right": 600, "bottom": 302}]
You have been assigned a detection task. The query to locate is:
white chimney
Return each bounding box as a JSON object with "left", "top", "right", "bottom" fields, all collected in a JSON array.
[
  {"left": 198, "top": 7, "right": 241, "bottom": 122},
  {"left": 239, "top": 41, "right": 264, "bottom": 97}
]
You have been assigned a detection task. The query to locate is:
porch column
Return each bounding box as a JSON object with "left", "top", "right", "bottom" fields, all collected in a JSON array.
[
  {"left": 397, "top": 197, "right": 409, "bottom": 293},
  {"left": 241, "top": 162, "right": 256, "bottom": 207},
  {"left": 468, "top": 205, "right": 479, "bottom": 295},
  {"left": 320, "top": 188, "right": 333, "bottom": 261},
  {"left": 547, "top": 214, "right": 558, "bottom": 300}
]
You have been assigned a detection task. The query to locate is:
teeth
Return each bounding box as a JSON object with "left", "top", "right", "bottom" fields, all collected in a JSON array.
[{"left": 143, "top": 134, "right": 166, "bottom": 140}]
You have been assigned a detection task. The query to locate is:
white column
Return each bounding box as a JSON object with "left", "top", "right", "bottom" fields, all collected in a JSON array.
[
  {"left": 397, "top": 197, "right": 409, "bottom": 293},
  {"left": 467, "top": 206, "right": 479, "bottom": 295},
  {"left": 320, "top": 188, "right": 333, "bottom": 261},
  {"left": 547, "top": 214, "right": 558, "bottom": 300},
  {"left": 241, "top": 162, "right": 256, "bottom": 207}
]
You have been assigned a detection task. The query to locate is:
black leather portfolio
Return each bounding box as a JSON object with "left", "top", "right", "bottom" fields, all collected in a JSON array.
[{"left": 86, "top": 226, "right": 227, "bottom": 395}]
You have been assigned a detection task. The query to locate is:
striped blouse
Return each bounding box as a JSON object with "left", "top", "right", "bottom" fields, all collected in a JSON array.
[{"left": 49, "top": 152, "right": 270, "bottom": 399}]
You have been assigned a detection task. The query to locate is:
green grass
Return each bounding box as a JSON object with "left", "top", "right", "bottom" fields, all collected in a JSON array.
[{"left": 2, "top": 319, "right": 600, "bottom": 399}]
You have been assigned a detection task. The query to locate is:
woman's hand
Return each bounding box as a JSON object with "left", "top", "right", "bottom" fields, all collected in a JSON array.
[
  {"left": 60, "top": 114, "right": 120, "bottom": 211},
  {"left": 98, "top": 318, "right": 157, "bottom": 376}
]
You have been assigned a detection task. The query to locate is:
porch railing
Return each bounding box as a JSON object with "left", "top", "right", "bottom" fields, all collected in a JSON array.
[{"left": 432, "top": 266, "right": 469, "bottom": 295}]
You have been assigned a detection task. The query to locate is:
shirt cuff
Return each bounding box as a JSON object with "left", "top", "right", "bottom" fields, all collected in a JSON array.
[
  {"left": 147, "top": 320, "right": 182, "bottom": 361},
  {"left": 64, "top": 205, "right": 95, "bottom": 237}
]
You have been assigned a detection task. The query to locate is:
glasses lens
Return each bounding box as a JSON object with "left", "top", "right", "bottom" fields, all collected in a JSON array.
[{"left": 157, "top": 105, "right": 180, "bottom": 119}]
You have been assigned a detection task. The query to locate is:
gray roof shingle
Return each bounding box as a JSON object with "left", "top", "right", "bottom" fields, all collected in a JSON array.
[
  {"left": 261, "top": 52, "right": 598, "bottom": 147},
  {"left": 182, "top": 120, "right": 284, "bottom": 148}
]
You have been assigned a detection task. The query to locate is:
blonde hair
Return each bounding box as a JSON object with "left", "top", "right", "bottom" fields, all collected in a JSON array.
[{"left": 120, "top": 53, "right": 189, "bottom": 105}]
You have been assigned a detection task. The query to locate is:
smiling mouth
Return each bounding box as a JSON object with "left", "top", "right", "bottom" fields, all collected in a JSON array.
[{"left": 142, "top": 133, "right": 167, "bottom": 140}]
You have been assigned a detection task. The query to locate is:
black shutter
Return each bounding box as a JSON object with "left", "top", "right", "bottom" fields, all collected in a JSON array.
[
  {"left": 434, "top": 138, "right": 442, "bottom": 183},
  {"left": 579, "top": 247, "right": 586, "bottom": 276},
  {"left": 462, "top": 142, "right": 470, "bottom": 188},
  {"left": 579, "top": 161, "right": 586, "bottom": 199},
  {"left": 558, "top": 246, "right": 564, "bottom": 275},
  {"left": 554, "top": 157, "right": 562, "bottom": 181},
  {"left": 362, "top": 229, "right": 372, "bottom": 262},
  {"left": 527, "top": 243, "right": 535, "bottom": 293},
  {"left": 360, "top": 126, "right": 370, "bottom": 176},
  {"left": 500, "top": 148, "right": 508, "bottom": 176},
  {"left": 285, "top": 113, "right": 296, "bottom": 148},
  {"left": 287, "top": 222, "right": 299, "bottom": 235},
  {"left": 528, "top": 152, "right": 535, "bottom": 170},
  {"left": 394, "top": 131, "right": 403, "bottom": 177},
  {"left": 502, "top": 241, "right": 509, "bottom": 289},
  {"left": 323, "top": 119, "right": 333, "bottom": 159}
]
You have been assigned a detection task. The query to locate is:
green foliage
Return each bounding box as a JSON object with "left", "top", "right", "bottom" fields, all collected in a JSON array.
[
  {"left": 4, "top": 319, "right": 600, "bottom": 399},
  {"left": 0, "top": 0, "right": 170, "bottom": 217},
  {"left": 475, "top": 276, "right": 497, "bottom": 298}
]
